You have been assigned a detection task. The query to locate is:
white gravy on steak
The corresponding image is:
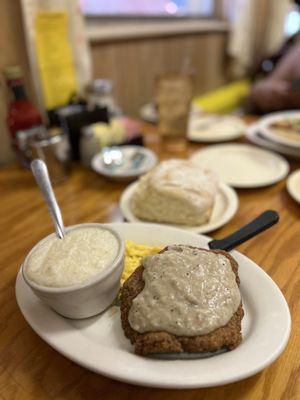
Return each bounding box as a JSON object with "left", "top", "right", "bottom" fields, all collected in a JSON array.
[{"left": 128, "top": 245, "right": 241, "bottom": 336}]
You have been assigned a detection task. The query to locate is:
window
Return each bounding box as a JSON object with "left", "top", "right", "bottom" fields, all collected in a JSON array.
[
  {"left": 81, "top": 0, "right": 215, "bottom": 18},
  {"left": 284, "top": 4, "right": 300, "bottom": 37},
  {"left": 83, "top": 0, "right": 227, "bottom": 42}
]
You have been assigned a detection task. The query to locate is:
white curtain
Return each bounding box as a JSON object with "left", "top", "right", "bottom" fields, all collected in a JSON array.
[{"left": 228, "top": 0, "right": 292, "bottom": 77}]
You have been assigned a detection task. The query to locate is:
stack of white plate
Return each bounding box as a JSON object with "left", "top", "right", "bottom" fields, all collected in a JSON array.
[{"left": 246, "top": 111, "right": 300, "bottom": 160}]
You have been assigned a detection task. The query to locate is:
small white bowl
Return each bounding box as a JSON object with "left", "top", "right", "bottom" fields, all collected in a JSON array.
[
  {"left": 22, "top": 223, "right": 125, "bottom": 319},
  {"left": 91, "top": 145, "right": 157, "bottom": 181}
]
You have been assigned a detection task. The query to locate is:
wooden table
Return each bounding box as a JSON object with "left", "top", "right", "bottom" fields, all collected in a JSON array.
[{"left": 1, "top": 125, "right": 299, "bottom": 400}]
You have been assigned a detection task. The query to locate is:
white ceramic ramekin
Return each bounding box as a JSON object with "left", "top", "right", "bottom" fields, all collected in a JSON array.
[{"left": 22, "top": 223, "right": 125, "bottom": 319}]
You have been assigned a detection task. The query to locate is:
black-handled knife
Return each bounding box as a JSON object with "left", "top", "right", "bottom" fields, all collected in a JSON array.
[{"left": 208, "top": 210, "right": 279, "bottom": 252}]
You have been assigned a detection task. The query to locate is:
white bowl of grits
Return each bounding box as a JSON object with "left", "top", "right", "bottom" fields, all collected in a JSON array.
[{"left": 22, "top": 223, "right": 125, "bottom": 319}]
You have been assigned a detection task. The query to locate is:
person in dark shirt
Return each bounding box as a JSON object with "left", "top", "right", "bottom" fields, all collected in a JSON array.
[{"left": 249, "top": 43, "right": 300, "bottom": 112}]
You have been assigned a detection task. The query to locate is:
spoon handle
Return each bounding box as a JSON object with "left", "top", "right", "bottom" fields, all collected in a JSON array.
[
  {"left": 208, "top": 210, "right": 279, "bottom": 252},
  {"left": 31, "top": 159, "right": 65, "bottom": 239}
]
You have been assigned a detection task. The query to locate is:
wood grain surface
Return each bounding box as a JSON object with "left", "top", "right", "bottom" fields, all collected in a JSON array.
[
  {"left": 91, "top": 32, "right": 227, "bottom": 116},
  {"left": 0, "top": 124, "right": 299, "bottom": 400}
]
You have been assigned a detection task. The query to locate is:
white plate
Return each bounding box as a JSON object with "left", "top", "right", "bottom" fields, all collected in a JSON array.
[
  {"left": 246, "top": 124, "right": 300, "bottom": 160},
  {"left": 91, "top": 146, "right": 157, "bottom": 180},
  {"left": 191, "top": 144, "right": 290, "bottom": 188},
  {"left": 16, "top": 223, "right": 291, "bottom": 389},
  {"left": 286, "top": 169, "right": 300, "bottom": 203},
  {"left": 259, "top": 110, "right": 300, "bottom": 149},
  {"left": 188, "top": 115, "right": 246, "bottom": 143},
  {"left": 119, "top": 181, "right": 238, "bottom": 234}
]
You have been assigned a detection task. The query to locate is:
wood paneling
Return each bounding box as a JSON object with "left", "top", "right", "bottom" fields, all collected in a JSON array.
[
  {"left": 0, "top": 0, "right": 35, "bottom": 166},
  {"left": 91, "top": 33, "right": 228, "bottom": 116}
]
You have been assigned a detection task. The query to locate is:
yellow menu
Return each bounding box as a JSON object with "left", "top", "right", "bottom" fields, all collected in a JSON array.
[{"left": 35, "top": 12, "right": 78, "bottom": 109}]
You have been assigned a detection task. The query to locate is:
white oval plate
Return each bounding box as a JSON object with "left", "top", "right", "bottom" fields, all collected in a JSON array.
[
  {"left": 16, "top": 223, "right": 291, "bottom": 389},
  {"left": 191, "top": 143, "right": 290, "bottom": 188},
  {"left": 188, "top": 115, "right": 246, "bottom": 143},
  {"left": 91, "top": 146, "right": 157, "bottom": 181},
  {"left": 286, "top": 169, "right": 300, "bottom": 203},
  {"left": 246, "top": 124, "right": 300, "bottom": 160},
  {"left": 259, "top": 110, "right": 300, "bottom": 149},
  {"left": 119, "top": 181, "right": 238, "bottom": 234}
]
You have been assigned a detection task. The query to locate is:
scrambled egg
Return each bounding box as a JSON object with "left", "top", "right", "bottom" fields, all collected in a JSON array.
[{"left": 121, "top": 240, "right": 161, "bottom": 285}]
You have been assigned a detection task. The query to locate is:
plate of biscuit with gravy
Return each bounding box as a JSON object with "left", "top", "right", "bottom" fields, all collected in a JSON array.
[{"left": 119, "top": 158, "right": 238, "bottom": 233}]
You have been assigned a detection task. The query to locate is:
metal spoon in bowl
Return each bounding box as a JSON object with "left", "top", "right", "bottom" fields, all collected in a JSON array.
[
  {"left": 102, "top": 147, "right": 146, "bottom": 171},
  {"left": 31, "top": 159, "right": 65, "bottom": 239},
  {"left": 102, "top": 148, "right": 123, "bottom": 170}
]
